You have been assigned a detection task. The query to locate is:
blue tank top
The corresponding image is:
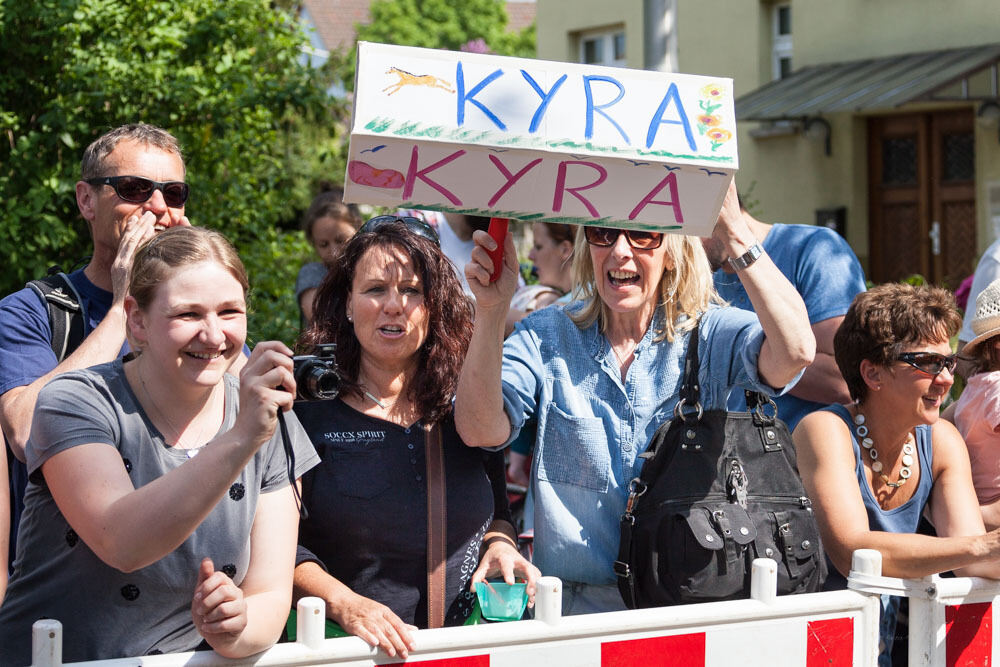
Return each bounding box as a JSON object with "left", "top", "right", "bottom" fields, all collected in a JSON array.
[
  {"left": 824, "top": 403, "right": 934, "bottom": 534},
  {"left": 823, "top": 404, "right": 934, "bottom": 667}
]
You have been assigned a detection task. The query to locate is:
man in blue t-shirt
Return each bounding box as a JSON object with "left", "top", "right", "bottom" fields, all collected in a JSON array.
[
  {"left": 702, "top": 192, "right": 867, "bottom": 431},
  {"left": 0, "top": 124, "right": 192, "bottom": 567}
]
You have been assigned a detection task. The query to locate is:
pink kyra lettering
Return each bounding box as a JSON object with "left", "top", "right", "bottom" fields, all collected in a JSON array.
[
  {"left": 553, "top": 161, "right": 607, "bottom": 218},
  {"left": 629, "top": 171, "right": 684, "bottom": 222},
  {"left": 403, "top": 146, "right": 465, "bottom": 204},
  {"left": 487, "top": 155, "right": 543, "bottom": 207}
]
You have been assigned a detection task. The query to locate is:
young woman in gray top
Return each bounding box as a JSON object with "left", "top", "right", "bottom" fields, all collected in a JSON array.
[{"left": 0, "top": 226, "right": 318, "bottom": 663}]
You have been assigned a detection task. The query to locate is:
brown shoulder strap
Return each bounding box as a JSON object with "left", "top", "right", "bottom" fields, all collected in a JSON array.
[{"left": 425, "top": 422, "right": 447, "bottom": 628}]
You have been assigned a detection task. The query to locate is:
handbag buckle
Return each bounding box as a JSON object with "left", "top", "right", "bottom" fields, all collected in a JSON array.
[{"left": 625, "top": 478, "right": 647, "bottom": 514}]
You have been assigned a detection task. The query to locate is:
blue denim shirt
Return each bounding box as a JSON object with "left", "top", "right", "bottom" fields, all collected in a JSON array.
[{"left": 500, "top": 303, "right": 797, "bottom": 584}]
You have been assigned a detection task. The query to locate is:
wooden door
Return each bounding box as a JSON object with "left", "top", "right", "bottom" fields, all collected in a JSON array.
[{"left": 868, "top": 110, "right": 976, "bottom": 287}]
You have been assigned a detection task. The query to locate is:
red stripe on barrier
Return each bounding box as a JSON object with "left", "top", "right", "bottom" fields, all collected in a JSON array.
[
  {"left": 806, "top": 617, "right": 853, "bottom": 666},
  {"left": 380, "top": 656, "right": 489, "bottom": 667},
  {"left": 601, "top": 633, "right": 705, "bottom": 666},
  {"left": 946, "top": 602, "right": 992, "bottom": 667}
]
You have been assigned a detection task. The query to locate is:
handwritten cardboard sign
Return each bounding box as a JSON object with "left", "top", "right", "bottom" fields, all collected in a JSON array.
[{"left": 345, "top": 42, "right": 737, "bottom": 235}]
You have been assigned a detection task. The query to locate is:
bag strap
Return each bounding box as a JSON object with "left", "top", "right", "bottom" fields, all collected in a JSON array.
[
  {"left": 425, "top": 423, "right": 447, "bottom": 628},
  {"left": 26, "top": 271, "right": 85, "bottom": 362},
  {"left": 615, "top": 485, "right": 640, "bottom": 608},
  {"left": 617, "top": 321, "right": 705, "bottom": 608},
  {"left": 677, "top": 321, "right": 702, "bottom": 407}
]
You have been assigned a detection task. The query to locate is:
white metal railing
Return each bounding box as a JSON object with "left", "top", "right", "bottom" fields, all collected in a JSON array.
[{"left": 30, "top": 555, "right": 886, "bottom": 667}]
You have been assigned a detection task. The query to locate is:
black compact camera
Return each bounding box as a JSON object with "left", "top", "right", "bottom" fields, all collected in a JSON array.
[{"left": 292, "top": 343, "right": 340, "bottom": 401}]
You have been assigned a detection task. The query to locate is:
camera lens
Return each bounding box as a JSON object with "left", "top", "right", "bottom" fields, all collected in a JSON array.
[{"left": 296, "top": 360, "right": 340, "bottom": 400}]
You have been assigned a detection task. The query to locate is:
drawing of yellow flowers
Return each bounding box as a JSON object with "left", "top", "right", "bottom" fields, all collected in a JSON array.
[
  {"left": 701, "top": 83, "right": 725, "bottom": 99},
  {"left": 698, "top": 114, "right": 721, "bottom": 128},
  {"left": 706, "top": 128, "right": 732, "bottom": 151}
]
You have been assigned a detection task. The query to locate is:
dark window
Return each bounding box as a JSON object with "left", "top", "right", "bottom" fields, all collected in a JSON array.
[
  {"left": 777, "top": 5, "right": 791, "bottom": 35},
  {"left": 613, "top": 32, "right": 626, "bottom": 61},
  {"left": 779, "top": 57, "right": 793, "bottom": 79},
  {"left": 941, "top": 132, "right": 974, "bottom": 182},
  {"left": 882, "top": 137, "right": 918, "bottom": 185},
  {"left": 583, "top": 38, "right": 602, "bottom": 64}
]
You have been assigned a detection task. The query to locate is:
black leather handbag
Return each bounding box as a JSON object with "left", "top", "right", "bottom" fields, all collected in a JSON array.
[{"left": 614, "top": 322, "right": 826, "bottom": 608}]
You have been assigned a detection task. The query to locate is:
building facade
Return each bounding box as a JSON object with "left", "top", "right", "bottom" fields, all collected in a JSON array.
[{"left": 537, "top": 0, "right": 1000, "bottom": 286}]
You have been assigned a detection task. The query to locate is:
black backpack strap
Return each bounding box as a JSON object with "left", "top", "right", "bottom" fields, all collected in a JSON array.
[{"left": 26, "top": 272, "right": 85, "bottom": 362}]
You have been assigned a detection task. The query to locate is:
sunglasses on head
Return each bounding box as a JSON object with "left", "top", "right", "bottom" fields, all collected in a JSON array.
[
  {"left": 86, "top": 175, "right": 189, "bottom": 208},
  {"left": 584, "top": 226, "right": 663, "bottom": 250},
  {"left": 359, "top": 215, "right": 441, "bottom": 246},
  {"left": 896, "top": 351, "right": 958, "bottom": 377}
]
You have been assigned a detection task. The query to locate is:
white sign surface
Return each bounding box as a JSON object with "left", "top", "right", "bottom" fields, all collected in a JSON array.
[{"left": 345, "top": 42, "right": 737, "bottom": 235}]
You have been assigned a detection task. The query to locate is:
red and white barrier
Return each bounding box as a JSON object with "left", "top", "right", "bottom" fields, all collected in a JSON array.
[
  {"left": 30, "top": 556, "right": 882, "bottom": 667},
  {"left": 848, "top": 561, "right": 1000, "bottom": 666}
]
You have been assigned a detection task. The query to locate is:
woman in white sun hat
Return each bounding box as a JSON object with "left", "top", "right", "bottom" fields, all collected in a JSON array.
[{"left": 949, "top": 277, "right": 1000, "bottom": 529}]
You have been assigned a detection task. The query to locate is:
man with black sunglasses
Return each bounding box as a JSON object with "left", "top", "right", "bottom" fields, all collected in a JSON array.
[{"left": 0, "top": 123, "right": 191, "bottom": 567}]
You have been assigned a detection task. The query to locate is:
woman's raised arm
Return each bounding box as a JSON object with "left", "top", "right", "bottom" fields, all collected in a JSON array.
[
  {"left": 713, "top": 181, "right": 815, "bottom": 389},
  {"left": 455, "top": 229, "right": 521, "bottom": 448}
]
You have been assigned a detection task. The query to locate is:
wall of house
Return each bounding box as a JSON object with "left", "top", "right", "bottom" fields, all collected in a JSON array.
[
  {"left": 535, "top": 0, "right": 645, "bottom": 68},
  {"left": 672, "top": 1, "right": 862, "bottom": 251},
  {"left": 671, "top": 0, "right": 1000, "bottom": 264},
  {"left": 794, "top": 0, "right": 1000, "bottom": 66},
  {"left": 535, "top": 0, "right": 1000, "bottom": 265}
]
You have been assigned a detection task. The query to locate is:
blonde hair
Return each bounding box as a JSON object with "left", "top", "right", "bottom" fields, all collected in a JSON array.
[
  {"left": 130, "top": 226, "right": 249, "bottom": 310},
  {"left": 567, "top": 227, "right": 720, "bottom": 341}
]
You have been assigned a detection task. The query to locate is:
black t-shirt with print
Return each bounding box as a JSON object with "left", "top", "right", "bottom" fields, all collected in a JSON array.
[{"left": 294, "top": 398, "right": 511, "bottom": 627}]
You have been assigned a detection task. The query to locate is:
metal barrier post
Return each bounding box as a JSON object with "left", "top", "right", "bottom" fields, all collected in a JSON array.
[
  {"left": 534, "top": 575, "right": 562, "bottom": 625},
  {"left": 750, "top": 557, "right": 777, "bottom": 604},
  {"left": 296, "top": 596, "right": 327, "bottom": 650},
  {"left": 851, "top": 549, "right": 883, "bottom": 577},
  {"left": 31, "top": 619, "right": 62, "bottom": 667},
  {"left": 907, "top": 574, "right": 940, "bottom": 667}
]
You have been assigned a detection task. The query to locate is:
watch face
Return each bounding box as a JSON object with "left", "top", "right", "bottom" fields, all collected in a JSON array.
[{"left": 729, "top": 244, "right": 763, "bottom": 271}]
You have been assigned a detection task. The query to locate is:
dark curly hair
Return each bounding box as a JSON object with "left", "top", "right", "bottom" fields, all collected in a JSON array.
[
  {"left": 834, "top": 283, "right": 960, "bottom": 402},
  {"left": 298, "top": 220, "right": 474, "bottom": 424}
]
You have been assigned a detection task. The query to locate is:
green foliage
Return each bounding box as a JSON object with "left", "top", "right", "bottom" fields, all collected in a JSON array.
[
  {"left": 332, "top": 0, "right": 536, "bottom": 91},
  {"left": 0, "top": 0, "right": 347, "bottom": 345}
]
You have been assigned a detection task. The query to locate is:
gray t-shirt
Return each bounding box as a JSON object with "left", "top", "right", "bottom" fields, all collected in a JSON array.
[{"left": 0, "top": 359, "right": 319, "bottom": 664}]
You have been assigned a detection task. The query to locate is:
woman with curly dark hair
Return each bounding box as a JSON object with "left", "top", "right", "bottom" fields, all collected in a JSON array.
[{"left": 292, "top": 216, "right": 538, "bottom": 660}]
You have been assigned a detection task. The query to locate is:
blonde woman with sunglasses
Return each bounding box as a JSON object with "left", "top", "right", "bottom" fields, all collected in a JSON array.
[
  {"left": 455, "top": 180, "right": 815, "bottom": 614},
  {"left": 794, "top": 283, "right": 1000, "bottom": 667}
]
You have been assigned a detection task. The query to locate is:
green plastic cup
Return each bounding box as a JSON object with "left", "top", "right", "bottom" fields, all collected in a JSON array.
[{"left": 475, "top": 581, "right": 528, "bottom": 621}]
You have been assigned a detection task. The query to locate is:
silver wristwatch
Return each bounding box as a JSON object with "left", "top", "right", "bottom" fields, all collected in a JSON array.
[{"left": 727, "top": 243, "right": 764, "bottom": 271}]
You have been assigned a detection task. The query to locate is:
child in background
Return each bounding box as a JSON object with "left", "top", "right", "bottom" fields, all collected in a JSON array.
[
  {"left": 295, "top": 186, "right": 362, "bottom": 326},
  {"left": 951, "top": 277, "right": 1000, "bottom": 529}
]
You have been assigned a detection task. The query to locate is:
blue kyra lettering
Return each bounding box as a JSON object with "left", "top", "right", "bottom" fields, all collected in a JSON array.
[
  {"left": 456, "top": 62, "right": 506, "bottom": 131},
  {"left": 454, "top": 61, "right": 698, "bottom": 152},
  {"left": 520, "top": 70, "right": 567, "bottom": 134},
  {"left": 646, "top": 82, "right": 696, "bottom": 151},
  {"left": 582, "top": 75, "right": 629, "bottom": 143}
]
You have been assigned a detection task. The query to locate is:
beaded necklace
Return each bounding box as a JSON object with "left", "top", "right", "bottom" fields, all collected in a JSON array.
[{"left": 852, "top": 412, "right": 914, "bottom": 488}]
